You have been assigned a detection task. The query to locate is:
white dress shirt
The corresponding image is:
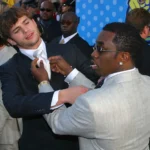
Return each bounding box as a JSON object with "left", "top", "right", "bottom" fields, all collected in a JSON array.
[
  {"left": 20, "top": 40, "right": 56, "bottom": 106},
  {"left": 60, "top": 32, "right": 78, "bottom": 44},
  {"left": 20, "top": 39, "right": 51, "bottom": 79},
  {"left": 20, "top": 40, "right": 47, "bottom": 60}
]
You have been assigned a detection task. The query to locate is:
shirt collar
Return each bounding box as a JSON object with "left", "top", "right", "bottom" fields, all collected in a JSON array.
[
  {"left": 61, "top": 32, "right": 77, "bottom": 44},
  {"left": 19, "top": 39, "right": 47, "bottom": 60},
  {"left": 104, "top": 68, "right": 136, "bottom": 83}
]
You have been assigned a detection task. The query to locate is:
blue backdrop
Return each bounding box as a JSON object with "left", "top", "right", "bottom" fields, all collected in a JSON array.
[{"left": 76, "top": 0, "right": 129, "bottom": 46}]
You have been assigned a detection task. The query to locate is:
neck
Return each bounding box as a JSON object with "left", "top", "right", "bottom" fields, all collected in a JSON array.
[
  {"left": 118, "top": 64, "right": 135, "bottom": 72},
  {"left": 0, "top": 45, "right": 5, "bottom": 51}
]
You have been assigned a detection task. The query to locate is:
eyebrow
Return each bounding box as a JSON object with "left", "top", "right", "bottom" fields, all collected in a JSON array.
[{"left": 12, "top": 18, "right": 29, "bottom": 33}]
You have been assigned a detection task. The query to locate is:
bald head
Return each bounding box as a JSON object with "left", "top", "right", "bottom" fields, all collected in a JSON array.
[
  {"left": 60, "top": 12, "right": 79, "bottom": 37},
  {"left": 62, "top": 12, "right": 79, "bottom": 23},
  {"left": 41, "top": 1, "right": 54, "bottom": 9},
  {"left": 40, "top": 0, "right": 54, "bottom": 20}
]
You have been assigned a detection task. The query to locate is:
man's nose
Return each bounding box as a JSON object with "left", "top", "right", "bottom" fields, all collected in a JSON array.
[
  {"left": 91, "top": 48, "right": 99, "bottom": 59},
  {"left": 22, "top": 26, "right": 29, "bottom": 33}
]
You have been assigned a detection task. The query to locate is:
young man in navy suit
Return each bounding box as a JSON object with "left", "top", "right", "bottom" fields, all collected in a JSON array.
[{"left": 0, "top": 7, "right": 91, "bottom": 150}]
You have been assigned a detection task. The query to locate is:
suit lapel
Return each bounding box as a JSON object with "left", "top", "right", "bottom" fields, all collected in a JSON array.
[
  {"left": 16, "top": 52, "right": 32, "bottom": 70},
  {"left": 67, "top": 34, "right": 78, "bottom": 43},
  {"left": 15, "top": 52, "right": 39, "bottom": 92},
  {"left": 16, "top": 52, "right": 36, "bottom": 81}
]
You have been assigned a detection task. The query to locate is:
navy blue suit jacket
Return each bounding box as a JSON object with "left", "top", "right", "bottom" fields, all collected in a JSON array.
[{"left": 0, "top": 43, "right": 97, "bottom": 150}]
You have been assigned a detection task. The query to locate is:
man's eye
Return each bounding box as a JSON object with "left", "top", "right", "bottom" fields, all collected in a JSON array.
[
  {"left": 14, "top": 29, "right": 19, "bottom": 34},
  {"left": 25, "top": 21, "right": 29, "bottom": 25}
]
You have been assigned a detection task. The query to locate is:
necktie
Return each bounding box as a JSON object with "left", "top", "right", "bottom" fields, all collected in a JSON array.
[
  {"left": 95, "top": 78, "right": 105, "bottom": 89},
  {"left": 59, "top": 38, "right": 65, "bottom": 44},
  {"left": 33, "top": 49, "right": 51, "bottom": 80}
]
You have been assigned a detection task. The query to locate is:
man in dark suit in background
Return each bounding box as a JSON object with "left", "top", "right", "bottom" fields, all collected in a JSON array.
[
  {"left": 126, "top": 8, "right": 150, "bottom": 76},
  {"left": 51, "top": 11, "right": 93, "bottom": 58},
  {"left": 38, "top": 0, "right": 62, "bottom": 43},
  {"left": 0, "top": 7, "right": 95, "bottom": 150}
]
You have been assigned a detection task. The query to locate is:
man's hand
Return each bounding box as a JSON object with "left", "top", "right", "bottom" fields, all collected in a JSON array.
[
  {"left": 31, "top": 58, "right": 49, "bottom": 82},
  {"left": 49, "top": 56, "right": 73, "bottom": 76},
  {"left": 58, "top": 86, "right": 89, "bottom": 105}
]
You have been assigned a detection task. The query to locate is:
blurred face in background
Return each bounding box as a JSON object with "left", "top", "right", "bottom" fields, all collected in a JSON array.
[
  {"left": 40, "top": 1, "right": 53, "bottom": 20},
  {"left": 26, "top": 4, "right": 38, "bottom": 17},
  {"left": 61, "top": 4, "right": 71, "bottom": 13},
  {"left": 60, "top": 12, "right": 78, "bottom": 37}
]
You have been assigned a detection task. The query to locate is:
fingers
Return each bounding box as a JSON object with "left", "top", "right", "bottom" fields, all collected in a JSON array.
[
  {"left": 49, "top": 55, "right": 62, "bottom": 64},
  {"left": 79, "top": 86, "right": 89, "bottom": 93},
  {"left": 31, "top": 58, "right": 39, "bottom": 70},
  {"left": 51, "top": 64, "right": 60, "bottom": 73},
  {"left": 39, "top": 60, "right": 44, "bottom": 68}
]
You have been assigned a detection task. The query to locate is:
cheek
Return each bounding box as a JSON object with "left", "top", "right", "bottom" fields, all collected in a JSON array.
[
  {"left": 98, "top": 55, "right": 115, "bottom": 71},
  {"left": 98, "top": 55, "right": 109, "bottom": 66},
  {"left": 11, "top": 33, "right": 24, "bottom": 42}
]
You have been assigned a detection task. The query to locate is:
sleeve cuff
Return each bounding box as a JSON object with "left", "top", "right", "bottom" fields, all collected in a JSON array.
[
  {"left": 64, "top": 68, "right": 79, "bottom": 84},
  {"left": 38, "top": 81, "right": 53, "bottom": 93},
  {"left": 51, "top": 91, "right": 64, "bottom": 110}
]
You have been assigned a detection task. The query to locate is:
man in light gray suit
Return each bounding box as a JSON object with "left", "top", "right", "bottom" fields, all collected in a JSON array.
[
  {"left": 31, "top": 22, "right": 150, "bottom": 150},
  {"left": 0, "top": 44, "right": 21, "bottom": 150}
]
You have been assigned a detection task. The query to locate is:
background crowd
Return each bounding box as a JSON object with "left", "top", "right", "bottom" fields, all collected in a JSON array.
[{"left": 0, "top": 0, "right": 150, "bottom": 150}]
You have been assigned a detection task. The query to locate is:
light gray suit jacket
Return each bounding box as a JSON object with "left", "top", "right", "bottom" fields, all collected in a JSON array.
[
  {"left": 0, "top": 46, "right": 21, "bottom": 150},
  {"left": 44, "top": 69, "right": 150, "bottom": 150}
]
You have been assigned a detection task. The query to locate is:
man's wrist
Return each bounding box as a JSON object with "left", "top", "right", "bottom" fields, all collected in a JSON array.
[
  {"left": 64, "top": 66, "right": 73, "bottom": 76},
  {"left": 65, "top": 68, "right": 79, "bottom": 84},
  {"left": 38, "top": 80, "right": 49, "bottom": 88},
  {"left": 58, "top": 89, "right": 67, "bottom": 104}
]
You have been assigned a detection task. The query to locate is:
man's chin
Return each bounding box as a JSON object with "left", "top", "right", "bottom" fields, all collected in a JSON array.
[{"left": 94, "top": 69, "right": 102, "bottom": 76}]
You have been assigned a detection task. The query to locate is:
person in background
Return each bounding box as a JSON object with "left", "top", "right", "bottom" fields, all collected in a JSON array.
[
  {"left": 56, "top": 0, "right": 75, "bottom": 21},
  {"left": 61, "top": 0, "right": 75, "bottom": 13},
  {"left": 0, "top": 35, "right": 21, "bottom": 150},
  {"left": 51, "top": 0, "right": 60, "bottom": 12},
  {"left": 51, "top": 11, "right": 93, "bottom": 59},
  {"left": 126, "top": 8, "right": 150, "bottom": 76},
  {"left": 37, "top": 0, "right": 62, "bottom": 43},
  {"left": 22, "top": 0, "right": 40, "bottom": 22}
]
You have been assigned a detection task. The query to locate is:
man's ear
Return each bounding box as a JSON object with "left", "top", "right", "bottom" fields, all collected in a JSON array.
[
  {"left": 140, "top": 26, "right": 149, "bottom": 39},
  {"left": 119, "top": 52, "right": 130, "bottom": 64},
  {"left": 7, "top": 38, "right": 17, "bottom": 46}
]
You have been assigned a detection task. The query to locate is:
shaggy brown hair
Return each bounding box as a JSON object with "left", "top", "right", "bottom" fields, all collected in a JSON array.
[
  {"left": 126, "top": 8, "right": 150, "bottom": 34},
  {"left": 0, "top": 7, "right": 31, "bottom": 44}
]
